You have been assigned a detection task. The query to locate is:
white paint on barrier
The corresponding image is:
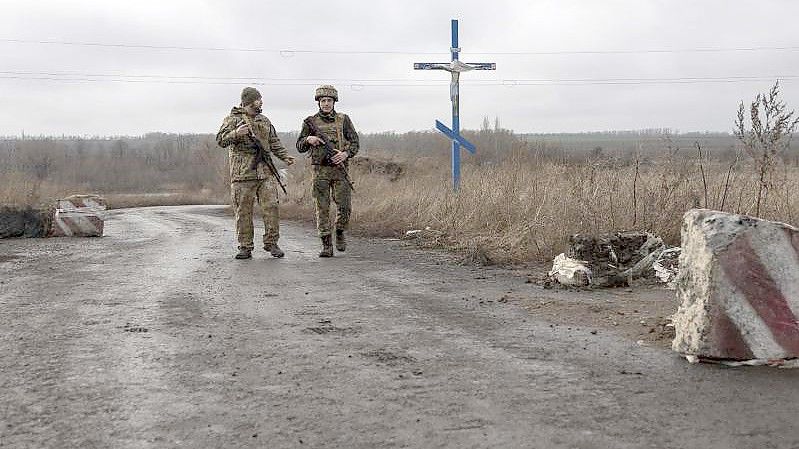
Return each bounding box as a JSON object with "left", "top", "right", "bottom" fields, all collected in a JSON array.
[
  {"left": 716, "top": 268, "right": 785, "bottom": 359},
  {"left": 50, "top": 194, "right": 106, "bottom": 237},
  {"left": 53, "top": 216, "right": 74, "bottom": 236},
  {"left": 57, "top": 198, "right": 108, "bottom": 219},
  {"left": 749, "top": 228, "right": 799, "bottom": 314}
]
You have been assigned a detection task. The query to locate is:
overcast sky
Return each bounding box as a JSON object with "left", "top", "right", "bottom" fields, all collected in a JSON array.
[{"left": 2, "top": 0, "right": 798, "bottom": 136}]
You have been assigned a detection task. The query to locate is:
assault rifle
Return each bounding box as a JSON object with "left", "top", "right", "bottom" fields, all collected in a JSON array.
[
  {"left": 303, "top": 118, "right": 355, "bottom": 191},
  {"left": 244, "top": 120, "right": 287, "bottom": 195}
]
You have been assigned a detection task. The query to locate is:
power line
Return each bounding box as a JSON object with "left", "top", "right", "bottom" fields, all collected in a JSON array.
[
  {"left": 2, "top": 38, "right": 799, "bottom": 56},
  {"left": 0, "top": 38, "right": 443, "bottom": 55},
  {"left": 479, "top": 46, "right": 799, "bottom": 55},
  {"left": 0, "top": 70, "right": 445, "bottom": 82},
  {"left": 0, "top": 72, "right": 795, "bottom": 86},
  {"left": 2, "top": 70, "right": 795, "bottom": 83}
]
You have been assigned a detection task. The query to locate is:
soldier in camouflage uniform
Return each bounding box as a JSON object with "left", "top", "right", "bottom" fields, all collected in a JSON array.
[
  {"left": 216, "top": 87, "right": 295, "bottom": 259},
  {"left": 296, "top": 85, "right": 359, "bottom": 257}
]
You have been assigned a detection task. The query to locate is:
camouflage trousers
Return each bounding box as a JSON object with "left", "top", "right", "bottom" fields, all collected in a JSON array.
[
  {"left": 312, "top": 165, "right": 351, "bottom": 237},
  {"left": 231, "top": 178, "right": 280, "bottom": 249}
]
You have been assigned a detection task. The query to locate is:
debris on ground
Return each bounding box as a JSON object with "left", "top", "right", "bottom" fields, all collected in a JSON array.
[
  {"left": 403, "top": 226, "right": 444, "bottom": 240},
  {"left": 672, "top": 209, "right": 799, "bottom": 367},
  {"left": 402, "top": 226, "right": 449, "bottom": 251},
  {"left": 684, "top": 356, "right": 799, "bottom": 368},
  {"left": 548, "top": 230, "right": 679, "bottom": 288},
  {"left": 653, "top": 247, "right": 681, "bottom": 289},
  {"left": 547, "top": 253, "right": 591, "bottom": 287}
]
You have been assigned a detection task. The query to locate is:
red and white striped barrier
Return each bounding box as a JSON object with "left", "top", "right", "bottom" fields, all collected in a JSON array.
[
  {"left": 672, "top": 209, "right": 799, "bottom": 365},
  {"left": 49, "top": 194, "right": 107, "bottom": 237}
]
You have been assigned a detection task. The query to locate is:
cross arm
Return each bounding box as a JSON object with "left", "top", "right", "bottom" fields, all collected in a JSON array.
[{"left": 414, "top": 61, "right": 496, "bottom": 72}]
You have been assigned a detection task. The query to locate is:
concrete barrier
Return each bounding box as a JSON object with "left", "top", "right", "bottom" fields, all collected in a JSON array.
[
  {"left": 672, "top": 209, "right": 799, "bottom": 363},
  {"left": 50, "top": 194, "right": 107, "bottom": 237}
]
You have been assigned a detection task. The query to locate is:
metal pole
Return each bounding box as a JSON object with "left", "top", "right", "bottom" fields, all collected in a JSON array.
[{"left": 451, "top": 19, "right": 461, "bottom": 191}]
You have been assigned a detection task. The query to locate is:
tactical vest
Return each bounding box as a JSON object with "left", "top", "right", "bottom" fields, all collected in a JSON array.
[
  {"left": 230, "top": 115, "right": 270, "bottom": 155},
  {"left": 308, "top": 113, "right": 348, "bottom": 166},
  {"left": 228, "top": 114, "right": 272, "bottom": 181}
]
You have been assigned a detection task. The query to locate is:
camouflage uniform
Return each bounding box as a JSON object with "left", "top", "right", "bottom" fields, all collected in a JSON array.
[
  {"left": 216, "top": 100, "right": 291, "bottom": 254},
  {"left": 296, "top": 110, "right": 359, "bottom": 238}
]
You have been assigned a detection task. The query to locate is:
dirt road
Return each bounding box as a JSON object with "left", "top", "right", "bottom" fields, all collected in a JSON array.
[{"left": 2, "top": 205, "right": 798, "bottom": 448}]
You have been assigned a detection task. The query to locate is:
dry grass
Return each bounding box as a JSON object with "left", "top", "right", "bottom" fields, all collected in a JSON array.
[
  {"left": 0, "top": 176, "right": 227, "bottom": 210},
  {"left": 3, "top": 133, "right": 797, "bottom": 264},
  {"left": 276, "top": 149, "right": 799, "bottom": 264},
  {"left": 103, "top": 190, "right": 227, "bottom": 209},
  {"left": 0, "top": 172, "right": 80, "bottom": 208}
]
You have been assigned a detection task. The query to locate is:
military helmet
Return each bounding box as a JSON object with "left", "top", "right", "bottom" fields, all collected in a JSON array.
[{"left": 315, "top": 84, "right": 338, "bottom": 101}]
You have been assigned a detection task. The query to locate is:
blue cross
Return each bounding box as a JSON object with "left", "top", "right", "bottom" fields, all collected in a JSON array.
[{"left": 414, "top": 19, "right": 496, "bottom": 191}]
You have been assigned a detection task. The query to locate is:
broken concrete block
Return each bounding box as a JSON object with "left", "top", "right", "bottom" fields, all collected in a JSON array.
[
  {"left": 672, "top": 209, "right": 799, "bottom": 362},
  {"left": 566, "top": 231, "right": 666, "bottom": 287},
  {"left": 50, "top": 194, "right": 107, "bottom": 237},
  {"left": 0, "top": 205, "right": 54, "bottom": 238},
  {"left": 653, "top": 247, "right": 681, "bottom": 289},
  {"left": 548, "top": 253, "right": 591, "bottom": 286}
]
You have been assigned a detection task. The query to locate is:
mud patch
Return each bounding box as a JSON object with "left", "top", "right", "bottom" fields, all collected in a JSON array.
[
  {"left": 294, "top": 306, "right": 322, "bottom": 316},
  {"left": 122, "top": 322, "right": 149, "bottom": 333},
  {"left": 0, "top": 254, "right": 21, "bottom": 263},
  {"left": 518, "top": 286, "right": 679, "bottom": 348},
  {"left": 303, "top": 326, "right": 359, "bottom": 336},
  {"left": 362, "top": 349, "right": 417, "bottom": 365},
  {"left": 303, "top": 319, "right": 358, "bottom": 336}
]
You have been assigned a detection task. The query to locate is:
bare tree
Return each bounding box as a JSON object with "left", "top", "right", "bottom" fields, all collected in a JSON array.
[{"left": 734, "top": 81, "right": 799, "bottom": 216}]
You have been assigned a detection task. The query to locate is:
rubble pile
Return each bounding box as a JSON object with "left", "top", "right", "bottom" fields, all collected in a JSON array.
[
  {"left": 549, "top": 231, "right": 679, "bottom": 288},
  {"left": 0, "top": 205, "right": 54, "bottom": 238}
]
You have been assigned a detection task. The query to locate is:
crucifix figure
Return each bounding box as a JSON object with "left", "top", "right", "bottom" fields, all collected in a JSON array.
[{"left": 414, "top": 19, "right": 496, "bottom": 191}]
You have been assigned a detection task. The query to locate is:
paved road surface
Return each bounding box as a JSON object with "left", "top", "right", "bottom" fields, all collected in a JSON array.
[{"left": 1, "top": 206, "right": 798, "bottom": 448}]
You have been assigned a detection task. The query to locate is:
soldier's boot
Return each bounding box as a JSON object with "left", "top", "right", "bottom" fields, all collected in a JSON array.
[
  {"left": 335, "top": 229, "right": 347, "bottom": 252},
  {"left": 319, "top": 235, "right": 333, "bottom": 258},
  {"left": 234, "top": 247, "right": 252, "bottom": 260},
  {"left": 264, "top": 243, "right": 285, "bottom": 258}
]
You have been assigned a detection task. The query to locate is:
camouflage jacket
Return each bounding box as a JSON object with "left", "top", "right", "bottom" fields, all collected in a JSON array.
[
  {"left": 295, "top": 111, "right": 359, "bottom": 166},
  {"left": 216, "top": 107, "right": 290, "bottom": 182}
]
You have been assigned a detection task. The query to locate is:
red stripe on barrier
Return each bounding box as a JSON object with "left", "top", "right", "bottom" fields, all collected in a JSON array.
[
  {"left": 50, "top": 220, "right": 65, "bottom": 236},
  {"left": 709, "top": 301, "right": 755, "bottom": 360},
  {"left": 719, "top": 234, "right": 799, "bottom": 355},
  {"left": 87, "top": 216, "right": 104, "bottom": 235},
  {"left": 60, "top": 216, "right": 82, "bottom": 235}
]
